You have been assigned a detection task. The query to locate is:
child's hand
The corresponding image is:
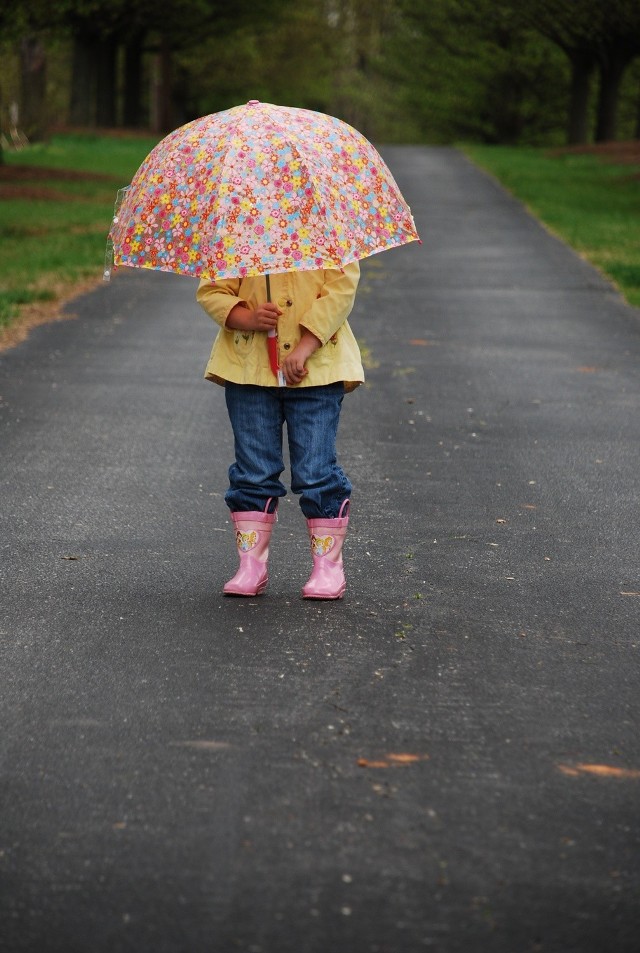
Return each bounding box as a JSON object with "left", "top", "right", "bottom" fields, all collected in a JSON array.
[
  {"left": 281, "top": 330, "right": 321, "bottom": 386},
  {"left": 226, "top": 301, "right": 281, "bottom": 332},
  {"left": 252, "top": 302, "right": 281, "bottom": 331}
]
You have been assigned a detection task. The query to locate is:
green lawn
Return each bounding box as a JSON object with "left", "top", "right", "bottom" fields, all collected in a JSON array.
[
  {"left": 463, "top": 144, "right": 640, "bottom": 308},
  {"left": 0, "top": 133, "right": 159, "bottom": 330}
]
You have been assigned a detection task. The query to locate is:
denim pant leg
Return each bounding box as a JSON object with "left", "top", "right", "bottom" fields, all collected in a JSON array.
[
  {"left": 224, "top": 384, "right": 286, "bottom": 512},
  {"left": 283, "top": 383, "right": 352, "bottom": 519}
]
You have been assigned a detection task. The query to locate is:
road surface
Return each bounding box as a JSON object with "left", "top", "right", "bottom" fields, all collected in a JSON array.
[{"left": 1, "top": 147, "right": 639, "bottom": 952}]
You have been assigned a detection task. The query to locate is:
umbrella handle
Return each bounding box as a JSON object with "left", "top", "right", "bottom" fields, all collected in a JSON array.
[
  {"left": 267, "top": 328, "right": 286, "bottom": 387},
  {"left": 266, "top": 275, "right": 285, "bottom": 387}
]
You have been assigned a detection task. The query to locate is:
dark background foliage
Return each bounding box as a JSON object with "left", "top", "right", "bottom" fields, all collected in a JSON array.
[{"left": 1, "top": 0, "right": 640, "bottom": 149}]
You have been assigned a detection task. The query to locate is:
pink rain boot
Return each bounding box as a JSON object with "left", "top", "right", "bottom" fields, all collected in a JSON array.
[
  {"left": 223, "top": 500, "right": 277, "bottom": 597},
  {"left": 301, "top": 500, "right": 350, "bottom": 600}
]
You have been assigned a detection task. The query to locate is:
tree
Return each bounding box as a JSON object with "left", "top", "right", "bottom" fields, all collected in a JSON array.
[
  {"left": 0, "top": 0, "right": 34, "bottom": 154},
  {"left": 1, "top": 0, "right": 292, "bottom": 135},
  {"left": 19, "top": 34, "right": 46, "bottom": 138},
  {"left": 519, "top": 0, "right": 640, "bottom": 142},
  {"left": 390, "top": 0, "right": 567, "bottom": 145},
  {"left": 512, "top": 0, "right": 600, "bottom": 144},
  {"left": 593, "top": 0, "right": 640, "bottom": 141}
]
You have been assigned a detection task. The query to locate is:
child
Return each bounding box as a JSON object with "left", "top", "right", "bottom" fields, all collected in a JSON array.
[{"left": 196, "top": 264, "right": 364, "bottom": 599}]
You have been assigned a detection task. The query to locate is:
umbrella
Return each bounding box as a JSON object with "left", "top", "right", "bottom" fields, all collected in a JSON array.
[{"left": 105, "top": 100, "right": 420, "bottom": 382}]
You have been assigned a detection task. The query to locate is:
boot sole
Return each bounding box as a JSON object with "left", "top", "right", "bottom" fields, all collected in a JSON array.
[
  {"left": 301, "top": 589, "right": 345, "bottom": 600},
  {"left": 223, "top": 582, "right": 268, "bottom": 597}
]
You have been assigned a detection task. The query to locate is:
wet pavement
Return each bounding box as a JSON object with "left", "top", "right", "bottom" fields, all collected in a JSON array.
[{"left": 1, "top": 146, "right": 639, "bottom": 952}]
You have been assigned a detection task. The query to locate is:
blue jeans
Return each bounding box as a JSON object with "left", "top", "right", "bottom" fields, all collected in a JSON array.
[{"left": 224, "top": 382, "right": 352, "bottom": 519}]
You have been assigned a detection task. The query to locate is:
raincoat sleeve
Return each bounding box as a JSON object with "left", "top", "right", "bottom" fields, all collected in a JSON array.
[
  {"left": 196, "top": 277, "right": 247, "bottom": 329},
  {"left": 299, "top": 263, "right": 360, "bottom": 345}
]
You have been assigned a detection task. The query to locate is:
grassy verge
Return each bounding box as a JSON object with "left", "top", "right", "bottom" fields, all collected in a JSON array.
[
  {"left": 0, "top": 132, "right": 159, "bottom": 345},
  {"left": 463, "top": 144, "right": 640, "bottom": 308}
]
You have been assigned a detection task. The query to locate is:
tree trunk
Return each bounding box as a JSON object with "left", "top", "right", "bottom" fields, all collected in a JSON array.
[
  {"left": 123, "top": 33, "right": 144, "bottom": 128},
  {"left": 150, "top": 36, "right": 172, "bottom": 134},
  {"left": 19, "top": 36, "right": 47, "bottom": 141},
  {"left": 566, "top": 53, "right": 594, "bottom": 144},
  {"left": 70, "top": 28, "right": 97, "bottom": 126},
  {"left": 96, "top": 36, "right": 118, "bottom": 127},
  {"left": 595, "top": 44, "right": 635, "bottom": 142}
]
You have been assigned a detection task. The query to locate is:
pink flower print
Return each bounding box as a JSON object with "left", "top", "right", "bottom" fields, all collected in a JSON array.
[
  {"left": 241, "top": 245, "right": 250, "bottom": 254},
  {"left": 254, "top": 225, "right": 265, "bottom": 236}
]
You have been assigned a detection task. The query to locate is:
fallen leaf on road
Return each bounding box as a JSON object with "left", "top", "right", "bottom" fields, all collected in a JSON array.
[
  {"left": 577, "top": 366, "right": 599, "bottom": 373},
  {"left": 387, "top": 753, "right": 427, "bottom": 764},
  {"left": 557, "top": 762, "right": 640, "bottom": 779},
  {"left": 358, "top": 752, "right": 429, "bottom": 769},
  {"left": 409, "top": 339, "right": 432, "bottom": 346},
  {"left": 620, "top": 591, "right": 640, "bottom": 597}
]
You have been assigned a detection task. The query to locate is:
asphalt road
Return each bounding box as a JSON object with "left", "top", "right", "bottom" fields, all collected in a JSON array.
[{"left": 1, "top": 147, "right": 639, "bottom": 953}]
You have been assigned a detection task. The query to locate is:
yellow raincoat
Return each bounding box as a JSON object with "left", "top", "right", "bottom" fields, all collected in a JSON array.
[{"left": 196, "top": 263, "right": 364, "bottom": 392}]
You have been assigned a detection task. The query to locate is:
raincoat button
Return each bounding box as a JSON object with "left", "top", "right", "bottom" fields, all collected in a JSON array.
[
  {"left": 286, "top": 300, "right": 293, "bottom": 307},
  {"left": 283, "top": 343, "right": 291, "bottom": 350}
]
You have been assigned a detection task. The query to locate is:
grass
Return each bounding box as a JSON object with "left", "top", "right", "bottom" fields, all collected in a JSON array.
[
  {"left": 2, "top": 130, "right": 160, "bottom": 179},
  {"left": 463, "top": 144, "right": 640, "bottom": 308},
  {"left": 0, "top": 132, "right": 159, "bottom": 335}
]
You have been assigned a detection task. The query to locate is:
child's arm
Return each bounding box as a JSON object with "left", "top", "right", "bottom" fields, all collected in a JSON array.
[{"left": 298, "top": 262, "right": 360, "bottom": 344}]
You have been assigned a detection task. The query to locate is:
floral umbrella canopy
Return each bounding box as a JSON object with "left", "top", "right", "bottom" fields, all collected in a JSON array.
[{"left": 106, "top": 100, "right": 419, "bottom": 282}]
